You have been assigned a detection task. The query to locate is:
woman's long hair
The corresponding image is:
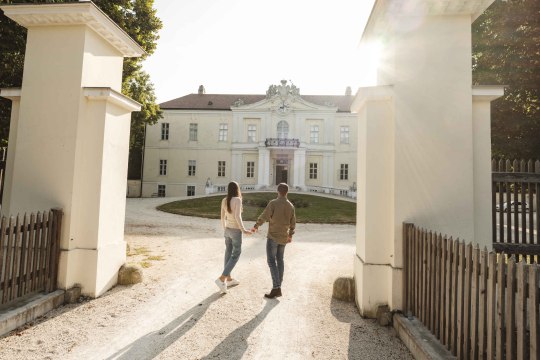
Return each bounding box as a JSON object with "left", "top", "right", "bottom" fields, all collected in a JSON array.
[{"left": 226, "top": 181, "right": 241, "bottom": 213}]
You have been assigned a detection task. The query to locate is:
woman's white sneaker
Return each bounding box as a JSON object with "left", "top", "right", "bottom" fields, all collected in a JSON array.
[
  {"left": 227, "top": 279, "right": 240, "bottom": 287},
  {"left": 214, "top": 279, "right": 227, "bottom": 293}
]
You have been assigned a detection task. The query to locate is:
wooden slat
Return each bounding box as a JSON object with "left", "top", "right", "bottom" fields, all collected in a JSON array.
[
  {"left": 43, "top": 211, "right": 53, "bottom": 292},
  {"left": 445, "top": 237, "right": 452, "bottom": 348},
  {"left": 528, "top": 172, "right": 534, "bottom": 245},
  {"left": 32, "top": 212, "right": 42, "bottom": 292},
  {"left": 17, "top": 214, "right": 28, "bottom": 297},
  {"left": 506, "top": 256, "right": 516, "bottom": 360},
  {"left": 499, "top": 180, "right": 505, "bottom": 244},
  {"left": 513, "top": 161, "right": 519, "bottom": 243},
  {"left": 429, "top": 232, "right": 435, "bottom": 332},
  {"left": 0, "top": 217, "right": 6, "bottom": 303},
  {"left": 520, "top": 182, "right": 527, "bottom": 245},
  {"left": 463, "top": 243, "right": 472, "bottom": 358},
  {"left": 416, "top": 227, "right": 421, "bottom": 317},
  {"left": 516, "top": 260, "right": 526, "bottom": 360},
  {"left": 422, "top": 229, "right": 428, "bottom": 324},
  {"left": 26, "top": 213, "right": 36, "bottom": 294},
  {"left": 493, "top": 243, "right": 540, "bottom": 256},
  {"left": 457, "top": 241, "right": 465, "bottom": 359},
  {"left": 451, "top": 238, "right": 459, "bottom": 355},
  {"left": 2, "top": 217, "right": 15, "bottom": 304},
  {"left": 478, "top": 249, "right": 488, "bottom": 360},
  {"left": 492, "top": 172, "right": 540, "bottom": 182},
  {"left": 438, "top": 234, "right": 445, "bottom": 342},
  {"left": 530, "top": 264, "right": 539, "bottom": 360},
  {"left": 496, "top": 253, "right": 505, "bottom": 360},
  {"left": 9, "top": 215, "right": 21, "bottom": 302},
  {"left": 506, "top": 161, "right": 512, "bottom": 243},
  {"left": 38, "top": 211, "right": 49, "bottom": 291},
  {"left": 49, "top": 209, "right": 62, "bottom": 293},
  {"left": 486, "top": 252, "right": 496, "bottom": 360},
  {"left": 470, "top": 245, "right": 480, "bottom": 360}
]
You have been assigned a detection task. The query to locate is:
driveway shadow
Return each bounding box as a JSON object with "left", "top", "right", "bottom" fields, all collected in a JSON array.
[
  {"left": 105, "top": 292, "right": 223, "bottom": 360},
  {"left": 201, "top": 299, "right": 278, "bottom": 360}
]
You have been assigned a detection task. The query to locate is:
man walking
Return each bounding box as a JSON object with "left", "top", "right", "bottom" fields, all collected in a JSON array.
[{"left": 251, "top": 183, "right": 296, "bottom": 298}]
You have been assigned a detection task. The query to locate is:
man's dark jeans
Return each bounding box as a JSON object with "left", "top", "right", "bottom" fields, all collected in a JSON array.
[{"left": 266, "top": 238, "right": 285, "bottom": 289}]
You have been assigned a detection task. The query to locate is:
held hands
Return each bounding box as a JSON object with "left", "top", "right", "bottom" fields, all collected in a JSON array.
[
  {"left": 287, "top": 235, "right": 293, "bottom": 243},
  {"left": 250, "top": 226, "right": 258, "bottom": 233}
]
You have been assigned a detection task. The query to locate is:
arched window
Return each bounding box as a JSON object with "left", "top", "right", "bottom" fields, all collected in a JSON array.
[{"left": 277, "top": 121, "right": 289, "bottom": 139}]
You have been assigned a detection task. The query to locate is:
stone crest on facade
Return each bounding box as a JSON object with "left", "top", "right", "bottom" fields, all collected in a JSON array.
[{"left": 266, "top": 80, "right": 300, "bottom": 114}]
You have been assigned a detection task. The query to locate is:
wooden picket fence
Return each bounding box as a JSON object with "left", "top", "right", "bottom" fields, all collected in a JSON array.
[
  {"left": 403, "top": 223, "right": 540, "bottom": 360},
  {"left": 0, "top": 209, "right": 63, "bottom": 306},
  {"left": 492, "top": 159, "right": 540, "bottom": 263}
]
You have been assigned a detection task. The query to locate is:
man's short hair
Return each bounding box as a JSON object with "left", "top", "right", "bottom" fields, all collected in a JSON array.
[{"left": 277, "top": 183, "right": 289, "bottom": 195}]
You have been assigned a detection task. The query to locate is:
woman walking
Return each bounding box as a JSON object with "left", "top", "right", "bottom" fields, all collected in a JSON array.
[{"left": 216, "top": 181, "right": 252, "bottom": 293}]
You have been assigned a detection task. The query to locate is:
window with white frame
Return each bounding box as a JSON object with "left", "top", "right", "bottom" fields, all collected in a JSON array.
[
  {"left": 246, "top": 161, "right": 255, "bottom": 178},
  {"left": 219, "top": 123, "right": 228, "bottom": 142},
  {"left": 310, "top": 125, "right": 319, "bottom": 144},
  {"left": 309, "top": 163, "right": 318, "bottom": 179},
  {"left": 340, "top": 164, "right": 349, "bottom": 180},
  {"left": 340, "top": 126, "right": 350, "bottom": 144},
  {"left": 247, "top": 125, "right": 257, "bottom": 143},
  {"left": 187, "top": 185, "right": 195, "bottom": 197},
  {"left": 159, "top": 159, "right": 167, "bottom": 175},
  {"left": 218, "top": 161, "right": 226, "bottom": 177},
  {"left": 161, "top": 123, "right": 169, "bottom": 140},
  {"left": 189, "top": 123, "right": 198, "bottom": 141},
  {"left": 188, "top": 160, "right": 196, "bottom": 176},
  {"left": 277, "top": 121, "right": 289, "bottom": 139},
  {"left": 157, "top": 184, "right": 166, "bottom": 197}
]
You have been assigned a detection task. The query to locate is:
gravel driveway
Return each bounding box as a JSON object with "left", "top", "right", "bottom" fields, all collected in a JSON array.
[{"left": 0, "top": 196, "right": 411, "bottom": 359}]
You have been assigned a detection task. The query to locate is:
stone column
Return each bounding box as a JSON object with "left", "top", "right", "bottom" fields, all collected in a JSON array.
[
  {"left": 0, "top": 2, "right": 143, "bottom": 297},
  {"left": 257, "top": 147, "right": 270, "bottom": 188},
  {"left": 293, "top": 148, "right": 306, "bottom": 190}
]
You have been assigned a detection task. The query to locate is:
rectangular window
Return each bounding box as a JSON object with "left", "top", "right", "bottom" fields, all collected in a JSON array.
[
  {"left": 188, "top": 160, "right": 196, "bottom": 176},
  {"left": 159, "top": 159, "right": 167, "bottom": 175},
  {"left": 218, "top": 161, "right": 226, "bottom": 177},
  {"left": 340, "top": 164, "right": 349, "bottom": 180},
  {"left": 310, "top": 125, "right": 319, "bottom": 144},
  {"left": 157, "top": 184, "right": 166, "bottom": 197},
  {"left": 247, "top": 125, "right": 257, "bottom": 143},
  {"left": 189, "top": 123, "right": 198, "bottom": 141},
  {"left": 309, "top": 163, "right": 318, "bottom": 179},
  {"left": 219, "top": 123, "right": 228, "bottom": 142},
  {"left": 161, "top": 123, "right": 169, "bottom": 140},
  {"left": 340, "top": 126, "right": 350, "bottom": 144},
  {"left": 187, "top": 185, "right": 195, "bottom": 197},
  {"left": 217, "top": 185, "right": 226, "bottom": 192},
  {"left": 246, "top": 161, "right": 255, "bottom": 178}
]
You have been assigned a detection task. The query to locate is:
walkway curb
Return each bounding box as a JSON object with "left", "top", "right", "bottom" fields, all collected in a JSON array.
[
  {"left": 393, "top": 314, "right": 456, "bottom": 360},
  {"left": 0, "top": 290, "right": 65, "bottom": 337}
]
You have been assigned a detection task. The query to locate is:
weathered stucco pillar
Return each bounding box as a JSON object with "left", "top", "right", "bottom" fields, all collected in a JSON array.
[
  {"left": 0, "top": 2, "right": 143, "bottom": 297},
  {"left": 352, "top": 0, "right": 503, "bottom": 317}
]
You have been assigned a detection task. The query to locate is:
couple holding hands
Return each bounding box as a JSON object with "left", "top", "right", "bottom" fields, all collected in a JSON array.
[{"left": 215, "top": 182, "right": 296, "bottom": 299}]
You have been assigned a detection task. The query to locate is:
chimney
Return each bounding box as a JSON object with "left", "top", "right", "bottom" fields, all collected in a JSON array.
[
  {"left": 345, "top": 86, "right": 352, "bottom": 96},
  {"left": 198, "top": 85, "right": 205, "bottom": 95}
]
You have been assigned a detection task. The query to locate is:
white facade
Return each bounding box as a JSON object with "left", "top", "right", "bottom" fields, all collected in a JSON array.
[{"left": 142, "top": 81, "right": 358, "bottom": 197}]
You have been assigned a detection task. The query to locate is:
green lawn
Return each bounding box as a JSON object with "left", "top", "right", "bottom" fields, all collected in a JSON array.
[{"left": 157, "top": 192, "right": 356, "bottom": 224}]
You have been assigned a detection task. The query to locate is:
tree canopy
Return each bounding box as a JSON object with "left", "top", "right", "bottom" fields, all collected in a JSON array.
[
  {"left": 472, "top": 0, "right": 540, "bottom": 159},
  {"left": 0, "top": 0, "right": 162, "bottom": 176}
]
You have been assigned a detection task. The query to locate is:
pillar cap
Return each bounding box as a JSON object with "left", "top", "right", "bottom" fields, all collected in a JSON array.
[
  {"left": 362, "top": 0, "right": 496, "bottom": 42},
  {"left": 472, "top": 85, "right": 506, "bottom": 102},
  {"left": 1, "top": 2, "right": 145, "bottom": 58},
  {"left": 0, "top": 88, "right": 22, "bottom": 101},
  {"left": 83, "top": 87, "right": 141, "bottom": 112}
]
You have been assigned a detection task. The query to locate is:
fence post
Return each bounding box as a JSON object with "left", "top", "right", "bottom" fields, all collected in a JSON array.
[{"left": 49, "top": 208, "right": 63, "bottom": 293}]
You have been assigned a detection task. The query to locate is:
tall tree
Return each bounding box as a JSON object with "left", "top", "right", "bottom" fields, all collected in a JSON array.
[
  {"left": 472, "top": 0, "right": 540, "bottom": 159},
  {"left": 0, "top": 0, "right": 162, "bottom": 176}
]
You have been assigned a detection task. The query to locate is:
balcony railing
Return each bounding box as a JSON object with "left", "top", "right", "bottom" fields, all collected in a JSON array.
[{"left": 264, "top": 138, "right": 300, "bottom": 148}]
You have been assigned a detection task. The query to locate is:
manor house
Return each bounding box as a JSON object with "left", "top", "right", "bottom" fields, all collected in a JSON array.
[{"left": 141, "top": 80, "right": 357, "bottom": 197}]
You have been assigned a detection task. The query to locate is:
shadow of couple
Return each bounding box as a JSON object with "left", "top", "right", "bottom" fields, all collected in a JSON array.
[{"left": 106, "top": 293, "right": 279, "bottom": 360}]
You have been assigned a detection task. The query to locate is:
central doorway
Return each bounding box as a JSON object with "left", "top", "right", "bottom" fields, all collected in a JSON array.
[{"left": 275, "top": 165, "right": 288, "bottom": 184}]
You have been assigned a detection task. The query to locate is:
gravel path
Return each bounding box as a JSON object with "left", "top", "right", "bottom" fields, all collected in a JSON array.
[{"left": 0, "top": 196, "right": 412, "bottom": 360}]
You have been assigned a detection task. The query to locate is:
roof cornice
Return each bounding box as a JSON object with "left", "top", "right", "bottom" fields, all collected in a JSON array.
[{"left": 0, "top": 1, "right": 144, "bottom": 57}]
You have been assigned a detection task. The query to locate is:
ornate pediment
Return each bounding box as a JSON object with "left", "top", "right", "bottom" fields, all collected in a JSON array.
[{"left": 232, "top": 80, "right": 337, "bottom": 114}]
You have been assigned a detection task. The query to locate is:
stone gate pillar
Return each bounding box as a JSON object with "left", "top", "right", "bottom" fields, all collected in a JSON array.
[
  {"left": 0, "top": 2, "right": 143, "bottom": 297},
  {"left": 352, "top": 0, "right": 504, "bottom": 317}
]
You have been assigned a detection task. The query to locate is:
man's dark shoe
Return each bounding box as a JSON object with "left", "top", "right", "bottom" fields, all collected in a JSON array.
[{"left": 264, "top": 288, "right": 282, "bottom": 299}]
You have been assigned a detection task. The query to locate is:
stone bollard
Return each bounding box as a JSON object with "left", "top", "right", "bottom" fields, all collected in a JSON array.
[
  {"left": 332, "top": 276, "right": 355, "bottom": 302},
  {"left": 118, "top": 264, "right": 143, "bottom": 285},
  {"left": 376, "top": 305, "right": 392, "bottom": 326},
  {"left": 64, "top": 285, "right": 81, "bottom": 304}
]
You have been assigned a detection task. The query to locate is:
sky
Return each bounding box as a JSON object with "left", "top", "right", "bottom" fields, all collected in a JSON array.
[{"left": 143, "top": 0, "right": 377, "bottom": 104}]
